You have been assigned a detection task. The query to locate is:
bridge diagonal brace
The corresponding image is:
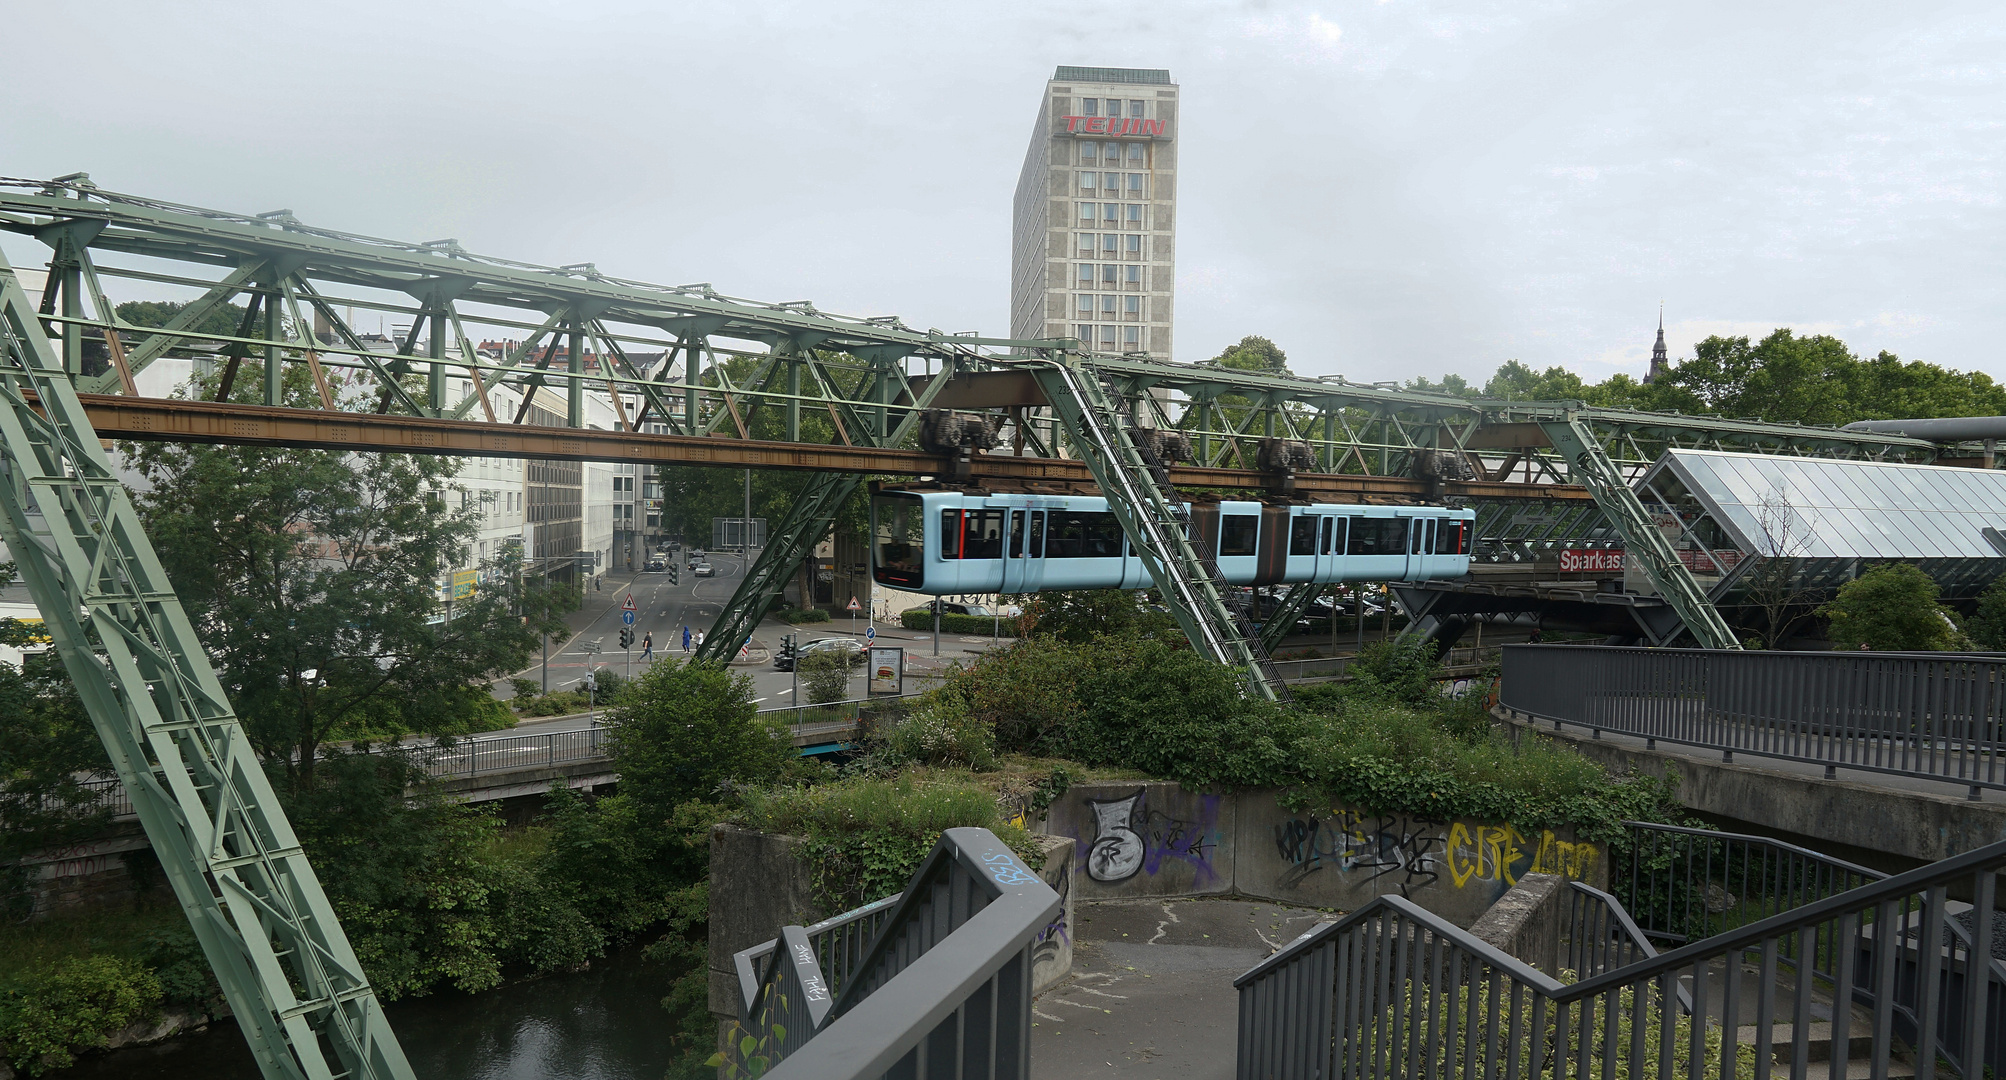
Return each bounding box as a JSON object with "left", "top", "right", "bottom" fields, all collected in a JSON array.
[
  {"left": 1026, "top": 356, "right": 1288, "bottom": 701},
  {"left": 0, "top": 250, "right": 416, "bottom": 1080},
  {"left": 1259, "top": 582, "right": 1327, "bottom": 656},
  {"left": 1540, "top": 415, "right": 1741, "bottom": 650},
  {"left": 692, "top": 470, "right": 863, "bottom": 664}
]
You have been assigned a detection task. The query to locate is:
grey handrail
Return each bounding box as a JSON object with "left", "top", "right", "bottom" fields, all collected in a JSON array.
[{"left": 734, "top": 827, "right": 1060, "bottom": 1080}]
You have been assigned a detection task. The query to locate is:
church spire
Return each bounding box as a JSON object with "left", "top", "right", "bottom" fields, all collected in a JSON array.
[{"left": 1644, "top": 304, "right": 1670, "bottom": 384}]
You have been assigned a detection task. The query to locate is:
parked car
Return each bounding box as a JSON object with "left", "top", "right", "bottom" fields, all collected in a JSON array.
[
  {"left": 773, "top": 636, "right": 864, "bottom": 672},
  {"left": 693, "top": 563, "right": 716, "bottom": 578},
  {"left": 924, "top": 600, "right": 992, "bottom": 618}
]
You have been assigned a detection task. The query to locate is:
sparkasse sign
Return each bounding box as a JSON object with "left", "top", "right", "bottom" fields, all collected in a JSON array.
[{"left": 1061, "top": 116, "right": 1167, "bottom": 137}]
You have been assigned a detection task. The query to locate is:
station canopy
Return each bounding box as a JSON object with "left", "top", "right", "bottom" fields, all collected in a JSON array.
[{"left": 1636, "top": 449, "right": 2006, "bottom": 598}]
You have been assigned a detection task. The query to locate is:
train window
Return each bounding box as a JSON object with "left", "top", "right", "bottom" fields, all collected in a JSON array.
[
  {"left": 874, "top": 497, "right": 925, "bottom": 588},
  {"left": 940, "top": 509, "right": 1006, "bottom": 559},
  {"left": 1219, "top": 515, "right": 1259, "bottom": 556},
  {"left": 1347, "top": 517, "right": 1407, "bottom": 556},
  {"left": 1028, "top": 512, "right": 1045, "bottom": 558},
  {"left": 1411, "top": 521, "right": 1425, "bottom": 554},
  {"left": 1321, "top": 516, "right": 1340, "bottom": 555},
  {"left": 1046, "top": 510, "right": 1123, "bottom": 558},
  {"left": 1290, "top": 516, "right": 1319, "bottom": 556},
  {"left": 1435, "top": 519, "right": 1469, "bottom": 555}
]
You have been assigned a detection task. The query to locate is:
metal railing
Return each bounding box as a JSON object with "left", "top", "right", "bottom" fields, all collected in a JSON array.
[
  {"left": 730, "top": 827, "right": 1061, "bottom": 1080},
  {"left": 1237, "top": 832, "right": 2006, "bottom": 1079},
  {"left": 1613, "top": 821, "right": 1886, "bottom": 949},
  {"left": 1501, "top": 643, "right": 2006, "bottom": 798},
  {"left": 1266, "top": 645, "right": 1501, "bottom": 682}
]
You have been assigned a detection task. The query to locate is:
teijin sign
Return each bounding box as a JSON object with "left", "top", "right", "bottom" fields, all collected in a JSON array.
[{"left": 1062, "top": 116, "right": 1166, "bottom": 137}]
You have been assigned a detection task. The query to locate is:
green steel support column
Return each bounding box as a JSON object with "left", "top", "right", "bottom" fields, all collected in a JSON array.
[
  {"left": 1540, "top": 415, "right": 1741, "bottom": 650},
  {"left": 428, "top": 309, "right": 446, "bottom": 414},
  {"left": 1026, "top": 355, "right": 1285, "bottom": 701},
  {"left": 693, "top": 471, "right": 861, "bottom": 664},
  {"left": 684, "top": 335, "right": 699, "bottom": 430},
  {"left": 57, "top": 251, "right": 83, "bottom": 376},
  {"left": 566, "top": 322, "right": 584, "bottom": 428},
  {"left": 0, "top": 252, "right": 415, "bottom": 1080},
  {"left": 786, "top": 356, "right": 801, "bottom": 443},
  {"left": 263, "top": 282, "right": 282, "bottom": 406}
]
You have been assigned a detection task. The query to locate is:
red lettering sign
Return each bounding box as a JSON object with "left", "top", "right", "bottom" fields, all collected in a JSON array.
[
  {"left": 1559, "top": 549, "right": 1625, "bottom": 574},
  {"left": 1059, "top": 117, "right": 1165, "bottom": 138}
]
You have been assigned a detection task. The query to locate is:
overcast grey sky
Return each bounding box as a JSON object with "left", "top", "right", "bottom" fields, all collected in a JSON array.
[{"left": 3, "top": 1, "right": 2000, "bottom": 386}]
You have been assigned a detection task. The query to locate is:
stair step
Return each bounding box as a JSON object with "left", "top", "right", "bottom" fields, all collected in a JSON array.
[
  {"left": 1760, "top": 1057, "right": 1913, "bottom": 1079},
  {"left": 1735, "top": 1022, "right": 1909, "bottom": 1077}
]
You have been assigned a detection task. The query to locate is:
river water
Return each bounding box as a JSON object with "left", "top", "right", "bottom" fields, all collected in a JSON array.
[{"left": 48, "top": 946, "right": 682, "bottom": 1080}]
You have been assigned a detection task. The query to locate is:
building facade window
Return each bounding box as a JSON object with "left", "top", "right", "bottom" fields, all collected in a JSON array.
[
  {"left": 1102, "top": 263, "right": 1118, "bottom": 283},
  {"left": 1078, "top": 201, "right": 1095, "bottom": 223},
  {"left": 1126, "top": 204, "right": 1143, "bottom": 223},
  {"left": 1127, "top": 143, "right": 1145, "bottom": 164},
  {"left": 1076, "top": 323, "right": 1093, "bottom": 341},
  {"left": 1080, "top": 172, "right": 1096, "bottom": 191},
  {"left": 1082, "top": 98, "right": 1098, "bottom": 116},
  {"left": 1103, "top": 202, "right": 1119, "bottom": 221},
  {"left": 1077, "top": 294, "right": 1093, "bottom": 313},
  {"left": 1124, "top": 295, "right": 1140, "bottom": 315},
  {"left": 1124, "top": 326, "right": 1140, "bottom": 347},
  {"left": 1079, "top": 142, "right": 1097, "bottom": 165},
  {"left": 1105, "top": 98, "right": 1120, "bottom": 115},
  {"left": 1103, "top": 172, "right": 1119, "bottom": 191},
  {"left": 1126, "top": 265, "right": 1141, "bottom": 284},
  {"left": 1128, "top": 173, "right": 1144, "bottom": 193},
  {"left": 1101, "top": 295, "right": 1117, "bottom": 314},
  {"left": 1102, "top": 233, "right": 1119, "bottom": 252},
  {"left": 1102, "top": 141, "right": 1119, "bottom": 163},
  {"left": 1129, "top": 100, "right": 1146, "bottom": 118},
  {"left": 1078, "top": 263, "right": 1094, "bottom": 282},
  {"left": 1078, "top": 233, "right": 1095, "bottom": 255},
  {"left": 1100, "top": 325, "right": 1117, "bottom": 348},
  {"left": 1126, "top": 235, "right": 1143, "bottom": 255}
]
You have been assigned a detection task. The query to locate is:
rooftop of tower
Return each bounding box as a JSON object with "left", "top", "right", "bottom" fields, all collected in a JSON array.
[{"left": 1053, "top": 66, "right": 1172, "bottom": 85}]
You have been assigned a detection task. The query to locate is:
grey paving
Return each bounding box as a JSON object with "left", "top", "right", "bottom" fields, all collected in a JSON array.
[{"left": 1031, "top": 898, "right": 1334, "bottom": 1080}]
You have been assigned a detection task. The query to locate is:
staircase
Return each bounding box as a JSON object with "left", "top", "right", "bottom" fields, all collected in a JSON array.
[{"left": 1028, "top": 357, "right": 1290, "bottom": 702}]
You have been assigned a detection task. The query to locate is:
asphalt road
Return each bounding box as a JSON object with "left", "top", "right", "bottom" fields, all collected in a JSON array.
[{"left": 492, "top": 550, "right": 1006, "bottom": 708}]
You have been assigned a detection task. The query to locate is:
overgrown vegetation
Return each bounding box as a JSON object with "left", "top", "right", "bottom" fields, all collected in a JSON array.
[{"left": 1818, "top": 563, "right": 1966, "bottom": 651}]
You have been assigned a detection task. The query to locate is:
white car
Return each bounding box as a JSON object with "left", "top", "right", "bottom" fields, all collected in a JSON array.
[{"left": 692, "top": 563, "right": 716, "bottom": 578}]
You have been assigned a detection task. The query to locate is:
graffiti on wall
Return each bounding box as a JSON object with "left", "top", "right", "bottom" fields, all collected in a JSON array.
[
  {"left": 1445, "top": 822, "right": 1597, "bottom": 889},
  {"left": 1271, "top": 811, "right": 1596, "bottom": 897},
  {"left": 1032, "top": 857, "right": 1072, "bottom": 974},
  {"left": 1078, "top": 788, "right": 1222, "bottom": 884},
  {"left": 1272, "top": 811, "right": 1446, "bottom": 896}
]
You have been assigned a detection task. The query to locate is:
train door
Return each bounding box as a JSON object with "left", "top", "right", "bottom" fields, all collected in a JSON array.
[
  {"left": 1413, "top": 517, "right": 1437, "bottom": 580},
  {"left": 1316, "top": 513, "right": 1340, "bottom": 583},
  {"left": 1001, "top": 509, "right": 1045, "bottom": 593}
]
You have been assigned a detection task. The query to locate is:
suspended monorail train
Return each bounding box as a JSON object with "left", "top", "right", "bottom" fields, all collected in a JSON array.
[{"left": 871, "top": 489, "right": 1474, "bottom": 595}]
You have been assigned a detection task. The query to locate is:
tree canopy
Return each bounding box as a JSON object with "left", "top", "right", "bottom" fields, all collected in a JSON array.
[
  {"left": 1404, "top": 328, "right": 2006, "bottom": 426},
  {"left": 1817, "top": 564, "right": 1965, "bottom": 651}
]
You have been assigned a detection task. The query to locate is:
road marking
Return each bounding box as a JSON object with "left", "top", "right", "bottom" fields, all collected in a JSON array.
[{"left": 752, "top": 697, "right": 767, "bottom": 703}]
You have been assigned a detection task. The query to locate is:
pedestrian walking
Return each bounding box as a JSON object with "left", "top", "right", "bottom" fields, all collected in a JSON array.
[
  {"left": 682, "top": 626, "right": 692, "bottom": 652},
  {"left": 695, "top": 629, "right": 706, "bottom": 650},
  {"left": 641, "top": 632, "right": 654, "bottom": 661}
]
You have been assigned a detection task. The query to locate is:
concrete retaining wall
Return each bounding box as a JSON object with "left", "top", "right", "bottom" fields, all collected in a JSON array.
[{"left": 1043, "top": 782, "right": 1605, "bottom": 928}]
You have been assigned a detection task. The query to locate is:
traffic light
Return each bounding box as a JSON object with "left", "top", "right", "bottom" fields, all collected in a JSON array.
[
  {"left": 619, "top": 626, "right": 634, "bottom": 649},
  {"left": 781, "top": 633, "right": 797, "bottom": 657},
  {"left": 667, "top": 564, "right": 679, "bottom": 584}
]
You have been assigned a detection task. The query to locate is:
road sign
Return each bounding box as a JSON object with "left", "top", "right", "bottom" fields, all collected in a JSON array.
[
  {"left": 622, "top": 593, "right": 636, "bottom": 611},
  {"left": 621, "top": 609, "right": 636, "bottom": 626},
  {"left": 865, "top": 626, "right": 876, "bottom": 643},
  {"left": 847, "top": 596, "right": 860, "bottom": 611}
]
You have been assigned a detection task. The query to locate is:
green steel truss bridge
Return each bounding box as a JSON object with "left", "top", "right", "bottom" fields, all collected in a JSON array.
[{"left": 0, "top": 175, "right": 1951, "bottom": 1077}]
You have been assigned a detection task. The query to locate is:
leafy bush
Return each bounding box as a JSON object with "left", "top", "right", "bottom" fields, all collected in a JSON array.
[
  {"left": 780, "top": 608, "right": 831, "bottom": 624},
  {"left": 1819, "top": 562, "right": 1966, "bottom": 650},
  {"left": 874, "top": 693, "right": 998, "bottom": 771},
  {"left": 1341, "top": 636, "right": 1441, "bottom": 706},
  {"left": 607, "top": 659, "right": 794, "bottom": 817},
  {"left": 0, "top": 955, "right": 160, "bottom": 1072},
  {"left": 898, "top": 610, "right": 1018, "bottom": 636},
  {"left": 737, "top": 776, "right": 1038, "bottom": 912},
  {"left": 797, "top": 651, "right": 851, "bottom": 704},
  {"left": 1016, "top": 589, "right": 1177, "bottom": 642}
]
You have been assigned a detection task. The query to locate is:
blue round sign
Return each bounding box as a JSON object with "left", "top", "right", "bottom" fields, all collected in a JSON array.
[
  {"left": 621, "top": 609, "right": 636, "bottom": 626},
  {"left": 865, "top": 626, "right": 876, "bottom": 642}
]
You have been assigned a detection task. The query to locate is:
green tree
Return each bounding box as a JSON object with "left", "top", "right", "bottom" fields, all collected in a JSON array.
[
  {"left": 798, "top": 650, "right": 851, "bottom": 705},
  {"left": 604, "top": 659, "right": 793, "bottom": 815},
  {"left": 1211, "top": 335, "right": 1290, "bottom": 374},
  {"left": 114, "top": 298, "right": 249, "bottom": 340},
  {"left": 129, "top": 439, "right": 567, "bottom": 779},
  {"left": 1017, "top": 589, "right": 1177, "bottom": 643},
  {"left": 1966, "top": 577, "right": 2006, "bottom": 651},
  {"left": 1818, "top": 563, "right": 1964, "bottom": 651}
]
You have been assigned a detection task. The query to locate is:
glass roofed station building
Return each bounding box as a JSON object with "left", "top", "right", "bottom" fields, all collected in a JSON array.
[{"left": 1638, "top": 449, "right": 2006, "bottom": 606}]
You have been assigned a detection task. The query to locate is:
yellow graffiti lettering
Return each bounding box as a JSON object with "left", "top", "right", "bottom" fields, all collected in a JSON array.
[{"left": 1447, "top": 823, "right": 1594, "bottom": 889}]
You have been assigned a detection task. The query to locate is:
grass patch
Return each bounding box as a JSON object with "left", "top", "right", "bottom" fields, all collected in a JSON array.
[{"left": 737, "top": 776, "right": 1042, "bottom": 913}]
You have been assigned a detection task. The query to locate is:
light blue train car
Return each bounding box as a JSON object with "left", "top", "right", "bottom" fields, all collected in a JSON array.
[{"left": 871, "top": 490, "right": 1473, "bottom": 595}]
